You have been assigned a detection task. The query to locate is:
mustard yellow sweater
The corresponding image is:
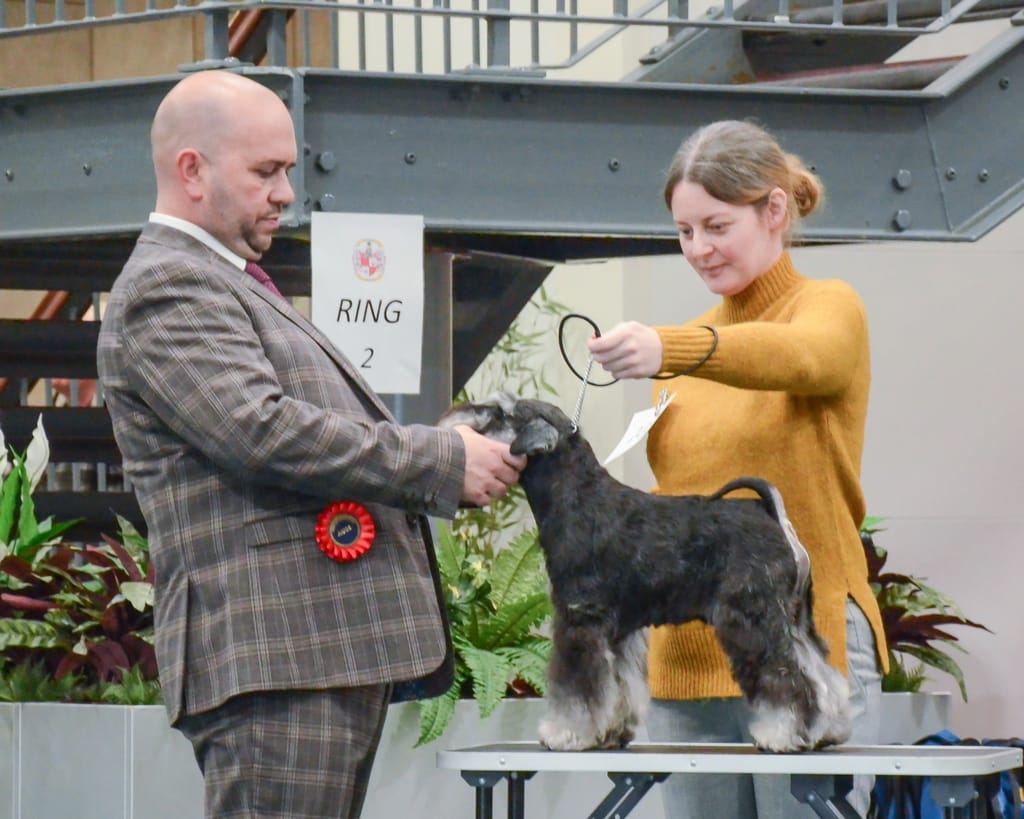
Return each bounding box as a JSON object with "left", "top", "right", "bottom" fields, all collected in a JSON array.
[{"left": 647, "top": 252, "right": 888, "bottom": 700}]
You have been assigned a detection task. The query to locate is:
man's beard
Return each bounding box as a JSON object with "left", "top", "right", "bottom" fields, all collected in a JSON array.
[{"left": 242, "top": 221, "right": 274, "bottom": 256}]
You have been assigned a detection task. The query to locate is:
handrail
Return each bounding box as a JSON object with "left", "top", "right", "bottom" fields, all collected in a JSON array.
[{"left": 0, "top": 0, "right": 1009, "bottom": 77}]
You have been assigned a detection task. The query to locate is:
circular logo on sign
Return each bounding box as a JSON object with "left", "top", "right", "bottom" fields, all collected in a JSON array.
[
  {"left": 315, "top": 501, "right": 375, "bottom": 562},
  {"left": 352, "top": 238, "right": 386, "bottom": 281}
]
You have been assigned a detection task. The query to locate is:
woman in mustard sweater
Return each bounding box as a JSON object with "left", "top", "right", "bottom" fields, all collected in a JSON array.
[{"left": 588, "top": 120, "right": 888, "bottom": 819}]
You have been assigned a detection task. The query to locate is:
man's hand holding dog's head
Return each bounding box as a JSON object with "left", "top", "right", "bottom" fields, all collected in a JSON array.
[{"left": 454, "top": 425, "right": 526, "bottom": 507}]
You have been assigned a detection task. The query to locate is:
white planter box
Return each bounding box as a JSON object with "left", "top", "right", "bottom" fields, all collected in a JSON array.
[
  {"left": 0, "top": 700, "right": 666, "bottom": 819},
  {"left": 877, "top": 691, "right": 952, "bottom": 745},
  {"left": 0, "top": 695, "right": 951, "bottom": 818},
  {"left": 0, "top": 703, "right": 203, "bottom": 819}
]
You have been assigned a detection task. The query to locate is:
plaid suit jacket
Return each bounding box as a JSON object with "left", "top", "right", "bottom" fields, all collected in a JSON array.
[{"left": 97, "top": 224, "right": 458, "bottom": 724}]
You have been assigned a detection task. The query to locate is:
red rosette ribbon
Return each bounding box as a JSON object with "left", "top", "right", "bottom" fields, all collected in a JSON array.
[{"left": 315, "top": 501, "right": 375, "bottom": 563}]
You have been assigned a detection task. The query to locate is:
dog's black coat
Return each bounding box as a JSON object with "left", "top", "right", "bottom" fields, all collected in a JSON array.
[{"left": 442, "top": 395, "right": 850, "bottom": 752}]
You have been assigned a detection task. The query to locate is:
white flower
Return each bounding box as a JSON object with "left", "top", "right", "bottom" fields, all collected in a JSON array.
[
  {"left": 24, "top": 414, "right": 50, "bottom": 492},
  {"left": 0, "top": 419, "right": 7, "bottom": 479}
]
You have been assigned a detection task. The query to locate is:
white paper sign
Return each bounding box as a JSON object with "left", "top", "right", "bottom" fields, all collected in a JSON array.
[
  {"left": 602, "top": 389, "right": 676, "bottom": 466},
  {"left": 310, "top": 212, "right": 424, "bottom": 394}
]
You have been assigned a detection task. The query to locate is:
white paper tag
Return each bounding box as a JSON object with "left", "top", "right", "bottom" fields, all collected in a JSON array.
[{"left": 602, "top": 389, "right": 675, "bottom": 466}]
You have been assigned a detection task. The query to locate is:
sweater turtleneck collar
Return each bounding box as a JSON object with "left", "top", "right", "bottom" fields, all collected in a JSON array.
[{"left": 720, "top": 251, "right": 801, "bottom": 324}]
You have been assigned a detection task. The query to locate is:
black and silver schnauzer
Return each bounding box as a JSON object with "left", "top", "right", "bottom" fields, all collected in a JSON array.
[{"left": 440, "top": 393, "right": 850, "bottom": 753}]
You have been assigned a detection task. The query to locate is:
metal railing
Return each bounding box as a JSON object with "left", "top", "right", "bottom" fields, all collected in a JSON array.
[{"left": 1, "top": 0, "right": 1014, "bottom": 79}]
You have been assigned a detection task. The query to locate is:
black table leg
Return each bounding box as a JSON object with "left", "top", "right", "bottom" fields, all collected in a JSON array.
[
  {"left": 587, "top": 772, "right": 669, "bottom": 819},
  {"left": 929, "top": 774, "right": 978, "bottom": 818},
  {"left": 791, "top": 774, "right": 860, "bottom": 819},
  {"left": 506, "top": 771, "right": 535, "bottom": 819},
  {"left": 462, "top": 771, "right": 505, "bottom": 819}
]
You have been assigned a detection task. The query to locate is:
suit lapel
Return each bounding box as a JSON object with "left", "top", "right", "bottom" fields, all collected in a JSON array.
[
  {"left": 139, "top": 223, "right": 397, "bottom": 422},
  {"left": 256, "top": 285, "right": 397, "bottom": 421}
]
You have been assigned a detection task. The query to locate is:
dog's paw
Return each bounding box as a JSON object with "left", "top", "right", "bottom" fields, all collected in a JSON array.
[
  {"left": 605, "top": 728, "right": 635, "bottom": 750},
  {"left": 808, "top": 669, "right": 851, "bottom": 748},
  {"left": 538, "top": 719, "right": 598, "bottom": 751},
  {"left": 749, "top": 704, "right": 811, "bottom": 753},
  {"left": 812, "top": 714, "right": 851, "bottom": 749},
  {"left": 753, "top": 738, "right": 812, "bottom": 754},
  {"left": 751, "top": 728, "right": 813, "bottom": 754}
]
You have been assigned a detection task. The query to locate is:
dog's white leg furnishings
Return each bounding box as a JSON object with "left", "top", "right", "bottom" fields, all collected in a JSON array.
[{"left": 437, "top": 741, "right": 1022, "bottom": 819}]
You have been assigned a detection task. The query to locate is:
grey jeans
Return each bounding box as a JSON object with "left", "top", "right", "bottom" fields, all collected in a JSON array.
[{"left": 646, "top": 599, "right": 882, "bottom": 819}]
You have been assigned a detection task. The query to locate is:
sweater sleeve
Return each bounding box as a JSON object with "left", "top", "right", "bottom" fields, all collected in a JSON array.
[{"left": 655, "top": 280, "right": 868, "bottom": 396}]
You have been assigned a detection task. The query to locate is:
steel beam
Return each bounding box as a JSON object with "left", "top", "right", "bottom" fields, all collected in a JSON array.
[{"left": 0, "top": 34, "right": 1022, "bottom": 251}]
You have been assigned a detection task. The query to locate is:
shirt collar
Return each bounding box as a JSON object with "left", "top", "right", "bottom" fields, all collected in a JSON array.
[{"left": 149, "top": 212, "right": 247, "bottom": 271}]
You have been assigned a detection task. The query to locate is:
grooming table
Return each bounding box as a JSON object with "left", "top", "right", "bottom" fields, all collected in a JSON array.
[{"left": 437, "top": 741, "right": 1022, "bottom": 819}]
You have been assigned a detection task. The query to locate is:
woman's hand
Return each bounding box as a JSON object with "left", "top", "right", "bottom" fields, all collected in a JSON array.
[{"left": 587, "top": 321, "right": 663, "bottom": 380}]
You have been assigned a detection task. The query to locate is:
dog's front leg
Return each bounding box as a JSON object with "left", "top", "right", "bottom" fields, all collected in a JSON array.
[
  {"left": 539, "top": 610, "right": 626, "bottom": 751},
  {"left": 608, "top": 629, "right": 650, "bottom": 747}
]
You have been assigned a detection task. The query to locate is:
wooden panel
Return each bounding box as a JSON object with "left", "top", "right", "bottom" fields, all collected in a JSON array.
[
  {"left": 0, "top": 291, "right": 51, "bottom": 320},
  {"left": 91, "top": 0, "right": 201, "bottom": 80},
  {"left": 0, "top": 3, "right": 91, "bottom": 88},
  {"left": 0, "top": 0, "right": 202, "bottom": 87},
  {"left": 286, "top": 9, "right": 335, "bottom": 68}
]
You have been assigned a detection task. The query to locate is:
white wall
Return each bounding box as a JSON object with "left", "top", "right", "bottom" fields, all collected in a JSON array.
[
  {"left": 546, "top": 210, "right": 1024, "bottom": 740},
  {"left": 798, "top": 218, "right": 1024, "bottom": 740}
]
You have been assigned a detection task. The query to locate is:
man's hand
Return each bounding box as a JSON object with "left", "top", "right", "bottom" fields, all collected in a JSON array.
[
  {"left": 587, "top": 321, "right": 663, "bottom": 380},
  {"left": 454, "top": 425, "right": 527, "bottom": 507}
]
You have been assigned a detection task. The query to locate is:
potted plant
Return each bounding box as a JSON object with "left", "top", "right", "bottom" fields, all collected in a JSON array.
[
  {"left": 415, "top": 521, "right": 552, "bottom": 746},
  {"left": 0, "top": 418, "right": 203, "bottom": 819},
  {"left": 861, "top": 517, "right": 990, "bottom": 701},
  {"left": 1, "top": 415, "right": 158, "bottom": 702},
  {"left": 861, "top": 517, "right": 990, "bottom": 745}
]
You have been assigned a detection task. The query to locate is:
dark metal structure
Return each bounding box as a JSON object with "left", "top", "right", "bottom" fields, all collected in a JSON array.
[{"left": 1, "top": 0, "right": 1022, "bottom": 538}]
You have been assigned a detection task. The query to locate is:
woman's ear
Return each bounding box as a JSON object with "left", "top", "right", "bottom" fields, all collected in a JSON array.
[{"left": 766, "top": 187, "right": 788, "bottom": 231}]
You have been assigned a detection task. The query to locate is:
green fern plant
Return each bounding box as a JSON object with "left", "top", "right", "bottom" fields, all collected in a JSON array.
[
  {"left": 0, "top": 659, "right": 83, "bottom": 702},
  {"left": 416, "top": 286, "right": 567, "bottom": 746},
  {"left": 416, "top": 526, "right": 552, "bottom": 746}
]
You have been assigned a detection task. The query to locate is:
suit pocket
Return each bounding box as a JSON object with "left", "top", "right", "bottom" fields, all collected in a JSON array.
[{"left": 244, "top": 513, "right": 313, "bottom": 547}]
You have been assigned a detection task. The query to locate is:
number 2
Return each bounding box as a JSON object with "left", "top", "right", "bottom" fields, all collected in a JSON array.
[{"left": 361, "top": 348, "right": 374, "bottom": 368}]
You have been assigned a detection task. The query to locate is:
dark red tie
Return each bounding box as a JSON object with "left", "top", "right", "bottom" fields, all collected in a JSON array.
[{"left": 244, "top": 261, "right": 285, "bottom": 299}]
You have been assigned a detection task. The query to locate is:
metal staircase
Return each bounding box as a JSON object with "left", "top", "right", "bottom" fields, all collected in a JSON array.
[{"left": 1, "top": 0, "right": 1022, "bottom": 539}]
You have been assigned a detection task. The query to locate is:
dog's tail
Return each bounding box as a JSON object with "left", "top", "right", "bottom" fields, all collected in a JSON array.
[{"left": 708, "top": 477, "right": 811, "bottom": 596}]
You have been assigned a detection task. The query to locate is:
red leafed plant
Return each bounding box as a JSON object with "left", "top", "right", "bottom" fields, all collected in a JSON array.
[
  {"left": 861, "top": 517, "right": 990, "bottom": 701},
  {"left": 1, "top": 418, "right": 159, "bottom": 703},
  {"left": 0, "top": 521, "right": 159, "bottom": 702}
]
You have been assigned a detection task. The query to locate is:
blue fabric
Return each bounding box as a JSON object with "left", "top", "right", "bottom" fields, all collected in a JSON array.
[{"left": 870, "top": 730, "right": 1023, "bottom": 819}]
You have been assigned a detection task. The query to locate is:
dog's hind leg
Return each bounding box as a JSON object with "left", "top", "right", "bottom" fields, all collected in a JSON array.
[
  {"left": 606, "top": 629, "right": 650, "bottom": 748},
  {"left": 538, "top": 611, "right": 627, "bottom": 751},
  {"left": 792, "top": 619, "right": 851, "bottom": 748},
  {"left": 713, "top": 600, "right": 822, "bottom": 752}
]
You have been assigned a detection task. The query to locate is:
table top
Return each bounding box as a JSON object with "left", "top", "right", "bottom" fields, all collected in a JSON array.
[{"left": 437, "top": 742, "right": 1023, "bottom": 777}]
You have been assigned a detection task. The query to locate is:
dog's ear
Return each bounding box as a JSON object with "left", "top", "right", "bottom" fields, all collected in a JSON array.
[{"left": 511, "top": 417, "right": 560, "bottom": 456}]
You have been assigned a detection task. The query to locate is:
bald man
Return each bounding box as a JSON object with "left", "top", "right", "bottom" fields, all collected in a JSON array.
[{"left": 97, "top": 70, "right": 524, "bottom": 819}]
